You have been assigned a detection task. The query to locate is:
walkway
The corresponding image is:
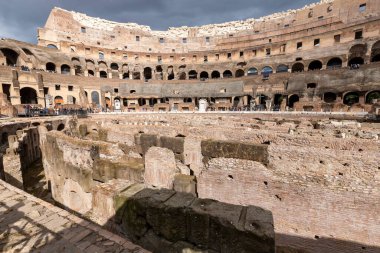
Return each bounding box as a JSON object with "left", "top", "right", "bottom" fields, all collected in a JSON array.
[{"left": 0, "top": 180, "right": 149, "bottom": 253}]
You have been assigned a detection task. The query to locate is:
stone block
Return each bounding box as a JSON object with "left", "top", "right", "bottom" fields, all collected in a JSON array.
[
  {"left": 160, "top": 136, "right": 185, "bottom": 154},
  {"left": 201, "top": 140, "right": 269, "bottom": 165},
  {"left": 140, "top": 134, "right": 159, "bottom": 155},
  {"left": 174, "top": 174, "right": 197, "bottom": 196},
  {"left": 78, "top": 124, "right": 88, "bottom": 137}
]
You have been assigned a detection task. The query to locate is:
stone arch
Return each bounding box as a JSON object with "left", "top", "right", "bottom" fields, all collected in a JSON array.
[
  {"left": 323, "top": 92, "right": 337, "bottom": 103},
  {"left": 371, "top": 41, "right": 380, "bottom": 62},
  {"left": 98, "top": 61, "right": 108, "bottom": 70},
  {"left": 343, "top": 92, "right": 360, "bottom": 105},
  {"left": 178, "top": 72, "right": 186, "bottom": 80},
  {"left": 123, "top": 72, "right": 130, "bottom": 79},
  {"left": 61, "top": 64, "right": 71, "bottom": 75},
  {"left": 46, "top": 62, "right": 56, "bottom": 72},
  {"left": 200, "top": 71, "right": 209, "bottom": 80},
  {"left": 20, "top": 87, "right": 37, "bottom": 104},
  {"left": 223, "top": 70, "right": 233, "bottom": 78},
  {"left": 261, "top": 66, "right": 273, "bottom": 74},
  {"left": 247, "top": 67, "right": 258, "bottom": 76},
  {"left": 138, "top": 98, "right": 146, "bottom": 106},
  {"left": 0, "top": 48, "right": 19, "bottom": 66},
  {"left": 144, "top": 67, "right": 152, "bottom": 80},
  {"left": 326, "top": 57, "right": 343, "bottom": 69},
  {"left": 308, "top": 60, "right": 322, "bottom": 71},
  {"left": 149, "top": 98, "right": 158, "bottom": 106},
  {"left": 276, "top": 64, "right": 289, "bottom": 73},
  {"left": 168, "top": 66, "right": 174, "bottom": 80},
  {"left": 348, "top": 57, "right": 364, "bottom": 66},
  {"left": 288, "top": 94, "right": 299, "bottom": 108},
  {"left": 54, "top": 96, "right": 64, "bottom": 105},
  {"left": 91, "top": 91, "right": 100, "bottom": 105},
  {"left": 211, "top": 71, "right": 220, "bottom": 79},
  {"left": 88, "top": 70, "right": 95, "bottom": 76},
  {"left": 365, "top": 90, "right": 380, "bottom": 104},
  {"left": 111, "top": 63, "right": 119, "bottom": 71},
  {"left": 235, "top": 69, "right": 245, "bottom": 78},
  {"left": 188, "top": 70, "right": 197, "bottom": 80},
  {"left": 349, "top": 44, "right": 367, "bottom": 62},
  {"left": 47, "top": 44, "right": 58, "bottom": 49},
  {"left": 100, "top": 71, "right": 108, "bottom": 78},
  {"left": 292, "top": 62, "right": 304, "bottom": 73}
]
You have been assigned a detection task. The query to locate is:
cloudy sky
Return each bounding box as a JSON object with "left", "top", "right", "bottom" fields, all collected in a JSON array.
[{"left": 0, "top": 0, "right": 317, "bottom": 43}]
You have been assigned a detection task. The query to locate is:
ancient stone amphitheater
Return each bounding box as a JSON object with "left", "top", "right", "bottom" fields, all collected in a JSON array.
[{"left": 0, "top": 0, "right": 379, "bottom": 253}]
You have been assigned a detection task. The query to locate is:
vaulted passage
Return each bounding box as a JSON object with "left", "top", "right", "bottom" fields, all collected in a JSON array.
[{"left": 20, "top": 87, "right": 37, "bottom": 104}]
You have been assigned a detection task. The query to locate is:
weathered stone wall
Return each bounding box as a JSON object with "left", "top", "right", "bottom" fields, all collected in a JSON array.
[{"left": 119, "top": 188, "right": 275, "bottom": 253}]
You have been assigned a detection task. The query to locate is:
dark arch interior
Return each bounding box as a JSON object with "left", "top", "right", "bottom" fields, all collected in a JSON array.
[
  {"left": 133, "top": 72, "right": 141, "bottom": 80},
  {"left": 247, "top": 68, "right": 258, "bottom": 76},
  {"left": 308, "top": 61, "right": 322, "bottom": 71},
  {"left": 223, "top": 70, "right": 233, "bottom": 78},
  {"left": 111, "top": 63, "right": 119, "bottom": 70},
  {"left": 88, "top": 70, "right": 95, "bottom": 76},
  {"left": 288, "top": 95, "right": 299, "bottom": 108},
  {"left": 189, "top": 70, "right": 197, "bottom": 80},
  {"left": 200, "top": 71, "right": 209, "bottom": 80},
  {"left": 274, "top": 94, "right": 283, "bottom": 105},
  {"left": 100, "top": 71, "right": 108, "bottom": 78},
  {"left": 235, "top": 69, "right": 245, "bottom": 78},
  {"left": 324, "top": 92, "right": 337, "bottom": 103},
  {"left": 91, "top": 91, "right": 100, "bottom": 105},
  {"left": 327, "top": 58, "right": 342, "bottom": 69},
  {"left": 123, "top": 72, "right": 129, "bottom": 79},
  {"left": 61, "top": 64, "right": 71, "bottom": 75},
  {"left": 144, "top": 68, "right": 152, "bottom": 80},
  {"left": 292, "top": 63, "right": 304, "bottom": 73},
  {"left": 138, "top": 98, "right": 146, "bottom": 106},
  {"left": 178, "top": 72, "right": 186, "bottom": 80},
  {"left": 1, "top": 48, "right": 19, "bottom": 66},
  {"left": 348, "top": 57, "right": 364, "bottom": 66},
  {"left": 276, "top": 65, "right": 289, "bottom": 73},
  {"left": 20, "top": 87, "right": 37, "bottom": 104},
  {"left": 211, "top": 71, "right": 220, "bottom": 79},
  {"left": 46, "top": 62, "right": 56, "bottom": 72},
  {"left": 366, "top": 91, "right": 380, "bottom": 103},
  {"left": 343, "top": 92, "right": 360, "bottom": 105},
  {"left": 57, "top": 124, "right": 65, "bottom": 131}
]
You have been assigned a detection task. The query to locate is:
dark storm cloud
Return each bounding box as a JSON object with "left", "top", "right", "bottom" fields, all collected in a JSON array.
[{"left": 0, "top": 0, "right": 317, "bottom": 43}]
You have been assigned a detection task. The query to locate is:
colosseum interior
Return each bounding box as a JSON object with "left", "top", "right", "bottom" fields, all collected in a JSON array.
[{"left": 0, "top": 0, "right": 379, "bottom": 252}]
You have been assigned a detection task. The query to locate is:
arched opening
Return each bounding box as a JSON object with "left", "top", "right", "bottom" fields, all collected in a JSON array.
[
  {"left": 123, "top": 72, "right": 130, "bottom": 79},
  {"left": 156, "top": 66, "right": 163, "bottom": 80},
  {"left": 138, "top": 98, "right": 146, "bottom": 106},
  {"left": 288, "top": 95, "right": 299, "bottom": 108},
  {"left": 123, "top": 98, "right": 128, "bottom": 106},
  {"left": 348, "top": 57, "right": 364, "bottom": 66},
  {"left": 46, "top": 62, "right": 56, "bottom": 72},
  {"left": 276, "top": 64, "right": 289, "bottom": 73},
  {"left": 323, "top": 92, "right": 337, "bottom": 103},
  {"left": 371, "top": 41, "right": 380, "bottom": 62},
  {"left": 247, "top": 67, "right": 258, "bottom": 76},
  {"left": 1, "top": 132, "right": 8, "bottom": 146},
  {"left": 274, "top": 94, "right": 284, "bottom": 106},
  {"left": 308, "top": 60, "right": 322, "bottom": 71},
  {"left": 188, "top": 70, "right": 197, "bottom": 80},
  {"left": 292, "top": 63, "right": 304, "bottom": 73},
  {"left": 261, "top": 66, "right": 273, "bottom": 75},
  {"left": 235, "top": 69, "right": 245, "bottom": 78},
  {"left": 211, "top": 71, "right": 220, "bottom": 79},
  {"left": 22, "top": 48, "right": 33, "bottom": 56},
  {"left": 184, "top": 98, "right": 192, "bottom": 103},
  {"left": 366, "top": 91, "right": 380, "bottom": 104},
  {"left": 20, "top": 87, "right": 37, "bottom": 104},
  {"left": 98, "top": 61, "right": 108, "bottom": 70},
  {"left": 343, "top": 92, "right": 360, "bottom": 105},
  {"left": 258, "top": 95, "right": 269, "bottom": 106},
  {"left": 61, "top": 64, "right": 71, "bottom": 75},
  {"left": 168, "top": 66, "right": 174, "bottom": 80},
  {"left": 105, "top": 97, "right": 111, "bottom": 109},
  {"left": 133, "top": 72, "right": 141, "bottom": 80},
  {"left": 0, "top": 48, "right": 19, "bottom": 66},
  {"left": 200, "top": 71, "right": 209, "bottom": 80},
  {"left": 223, "top": 70, "right": 233, "bottom": 78},
  {"left": 349, "top": 44, "right": 367, "bottom": 65},
  {"left": 178, "top": 72, "right": 186, "bottom": 80},
  {"left": 47, "top": 44, "right": 58, "bottom": 50},
  {"left": 72, "top": 57, "right": 82, "bottom": 76},
  {"left": 326, "top": 58, "right": 343, "bottom": 69},
  {"left": 54, "top": 96, "right": 64, "bottom": 106},
  {"left": 88, "top": 70, "right": 95, "bottom": 76},
  {"left": 100, "top": 71, "right": 108, "bottom": 78},
  {"left": 111, "top": 63, "right": 119, "bottom": 71},
  {"left": 144, "top": 67, "right": 152, "bottom": 80},
  {"left": 233, "top": 97, "right": 240, "bottom": 107},
  {"left": 91, "top": 91, "right": 100, "bottom": 105},
  {"left": 57, "top": 124, "right": 65, "bottom": 131},
  {"left": 149, "top": 98, "right": 157, "bottom": 106}
]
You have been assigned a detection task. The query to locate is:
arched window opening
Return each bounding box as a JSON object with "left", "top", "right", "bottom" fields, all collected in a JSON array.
[
  {"left": 327, "top": 58, "right": 343, "bottom": 69},
  {"left": 61, "top": 64, "right": 71, "bottom": 75},
  {"left": 223, "top": 70, "right": 233, "bottom": 78},
  {"left": 308, "top": 60, "right": 322, "bottom": 71},
  {"left": 348, "top": 57, "right": 364, "bottom": 67},
  {"left": 324, "top": 92, "right": 337, "bottom": 103},
  {"left": 88, "top": 70, "right": 95, "bottom": 76},
  {"left": 91, "top": 91, "right": 100, "bottom": 105},
  {"left": 307, "top": 83, "right": 317, "bottom": 89},
  {"left": 100, "top": 71, "right": 108, "bottom": 78},
  {"left": 184, "top": 98, "right": 192, "bottom": 103},
  {"left": 178, "top": 72, "right": 186, "bottom": 80},
  {"left": 366, "top": 91, "right": 380, "bottom": 104},
  {"left": 46, "top": 62, "right": 56, "bottom": 72},
  {"left": 123, "top": 72, "right": 130, "bottom": 79},
  {"left": 274, "top": 94, "right": 284, "bottom": 106},
  {"left": 47, "top": 44, "right": 58, "bottom": 50},
  {"left": 349, "top": 44, "right": 367, "bottom": 61},
  {"left": 276, "top": 64, "right": 289, "bottom": 73},
  {"left": 22, "top": 48, "right": 33, "bottom": 56},
  {"left": 123, "top": 98, "right": 128, "bottom": 106},
  {"left": 343, "top": 92, "right": 360, "bottom": 105},
  {"left": 247, "top": 68, "right": 258, "bottom": 76},
  {"left": 138, "top": 98, "right": 146, "bottom": 106},
  {"left": 20, "top": 87, "right": 37, "bottom": 104},
  {"left": 291, "top": 63, "right": 304, "bottom": 73},
  {"left": 235, "top": 69, "right": 245, "bottom": 78},
  {"left": 261, "top": 66, "right": 273, "bottom": 78},
  {"left": 200, "top": 71, "right": 209, "bottom": 80},
  {"left": 211, "top": 71, "right": 220, "bottom": 79},
  {"left": 0, "top": 48, "right": 19, "bottom": 66},
  {"left": 54, "top": 96, "right": 64, "bottom": 106},
  {"left": 144, "top": 67, "right": 152, "bottom": 80},
  {"left": 149, "top": 98, "right": 157, "bottom": 106},
  {"left": 133, "top": 72, "right": 141, "bottom": 80},
  {"left": 288, "top": 95, "right": 300, "bottom": 108},
  {"left": 111, "top": 63, "right": 119, "bottom": 71},
  {"left": 371, "top": 41, "right": 380, "bottom": 62},
  {"left": 233, "top": 97, "right": 240, "bottom": 107},
  {"left": 189, "top": 70, "right": 197, "bottom": 80}
]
